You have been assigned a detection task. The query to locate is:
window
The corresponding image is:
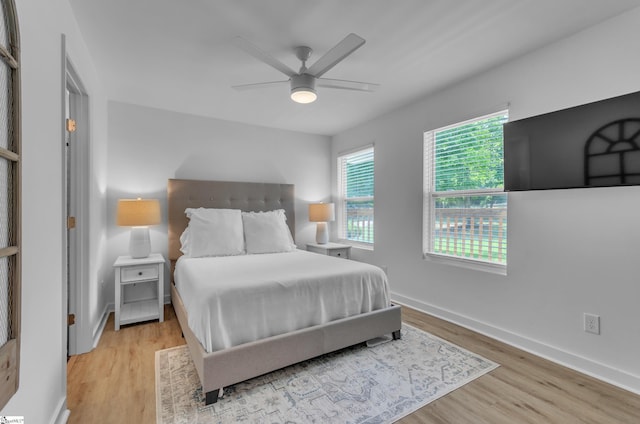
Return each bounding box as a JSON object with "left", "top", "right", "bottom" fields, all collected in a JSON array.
[
  {"left": 337, "top": 146, "right": 374, "bottom": 246},
  {"left": 0, "top": 0, "right": 20, "bottom": 409},
  {"left": 423, "top": 111, "right": 508, "bottom": 271}
]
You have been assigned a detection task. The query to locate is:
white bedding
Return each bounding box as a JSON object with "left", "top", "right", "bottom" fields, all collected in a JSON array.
[{"left": 174, "top": 249, "right": 391, "bottom": 353}]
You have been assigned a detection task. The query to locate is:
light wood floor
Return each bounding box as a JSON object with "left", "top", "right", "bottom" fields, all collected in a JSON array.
[
  {"left": 67, "top": 304, "right": 640, "bottom": 423},
  {"left": 67, "top": 305, "right": 185, "bottom": 424}
]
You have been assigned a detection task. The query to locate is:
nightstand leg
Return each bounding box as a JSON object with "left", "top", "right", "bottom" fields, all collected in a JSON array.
[
  {"left": 158, "top": 264, "right": 164, "bottom": 323},
  {"left": 115, "top": 271, "right": 121, "bottom": 331}
]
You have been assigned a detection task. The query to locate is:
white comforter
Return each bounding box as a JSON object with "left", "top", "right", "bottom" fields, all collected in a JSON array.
[{"left": 174, "top": 249, "right": 390, "bottom": 353}]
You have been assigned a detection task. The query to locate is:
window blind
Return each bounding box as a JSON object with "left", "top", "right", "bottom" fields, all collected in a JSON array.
[
  {"left": 423, "top": 111, "right": 508, "bottom": 266},
  {"left": 338, "top": 146, "right": 374, "bottom": 244},
  {"left": 431, "top": 111, "right": 507, "bottom": 191}
]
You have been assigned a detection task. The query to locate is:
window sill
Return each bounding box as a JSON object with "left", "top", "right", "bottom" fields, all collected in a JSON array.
[{"left": 424, "top": 252, "right": 506, "bottom": 275}]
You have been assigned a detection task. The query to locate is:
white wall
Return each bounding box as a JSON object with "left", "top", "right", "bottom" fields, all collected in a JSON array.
[
  {"left": 1, "top": 1, "right": 108, "bottom": 423},
  {"left": 106, "top": 101, "right": 331, "bottom": 304},
  {"left": 5, "top": 3, "right": 635, "bottom": 422},
  {"left": 332, "top": 7, "right": 640, "bottom": 393}
]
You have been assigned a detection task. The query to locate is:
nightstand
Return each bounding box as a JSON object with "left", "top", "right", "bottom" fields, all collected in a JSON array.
[
  {"left": 306, "top": 242, "right": 352, "bottom": 259},
  {"left": 114, "top": 253, "right": 165, "bottom": 330}
]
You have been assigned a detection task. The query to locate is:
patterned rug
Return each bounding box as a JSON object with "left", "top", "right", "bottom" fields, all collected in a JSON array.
[{"left": 155, "top": 324, "right": 498, "bottom": 424}]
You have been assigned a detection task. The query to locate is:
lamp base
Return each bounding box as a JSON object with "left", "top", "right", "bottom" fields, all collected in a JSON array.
[
  {"left": 315, "top": 222, "right": 329, "bottom": 244},
  {"left": 129, "top": 226, "right": 151, "bottom": 258}
]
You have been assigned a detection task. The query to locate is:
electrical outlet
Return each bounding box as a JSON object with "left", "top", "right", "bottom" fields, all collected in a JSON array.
[{"left": 584, "top": 313, "right": 600, "bottom": 335}]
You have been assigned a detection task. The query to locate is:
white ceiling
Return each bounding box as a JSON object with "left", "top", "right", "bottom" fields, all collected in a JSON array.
[{"left": 68, "top": 0, "right": 640, "bottom": 136}]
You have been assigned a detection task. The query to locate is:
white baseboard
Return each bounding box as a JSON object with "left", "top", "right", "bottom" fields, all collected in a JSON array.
[
  {"left": 392, "top": 292, "right": 640, "bottom": 396},
  {"left": 48, "top": 397, "right": 70, "bottom": 424},
  {"left": 92, "top": 303, "right": 113, "bottom": 349}
]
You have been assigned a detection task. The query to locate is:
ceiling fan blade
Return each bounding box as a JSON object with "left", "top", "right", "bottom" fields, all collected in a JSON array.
[
  {"left": 233, "top": 36, "right": 297, "bottom": 78},
  {"left": 317, "top": 77, "right": 379, "bottom": 92},
  {"left": 232, "top": 80, "right": 289, "bottom": 91},
  {"left": 307, "top": 33, "right": 365, "bottom": 78}
]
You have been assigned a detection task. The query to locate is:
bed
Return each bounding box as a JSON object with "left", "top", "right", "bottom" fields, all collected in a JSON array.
[{"left": 168, "top": 178, "right": 402, "bottom": 405}]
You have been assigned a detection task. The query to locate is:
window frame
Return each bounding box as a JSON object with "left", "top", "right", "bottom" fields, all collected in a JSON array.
[
  {"left": 337, "top": 145, "right": 374, "bottom": 249},
  {"left": 423, "top": 110, "right": 508, "bottom": 274},
  {"left": 0, "top": 0, "right": 21, "bottom": 410}
]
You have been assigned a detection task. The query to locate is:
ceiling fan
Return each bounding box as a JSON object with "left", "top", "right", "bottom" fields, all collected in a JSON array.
[{"left": 232, "top": 33, "right": 379, "bottom": 104}]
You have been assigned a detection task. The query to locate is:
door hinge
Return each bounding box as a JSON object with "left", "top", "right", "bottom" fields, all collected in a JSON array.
[
  {"left": 68, "top": 313, "right": 76, "bottom": 326},
  {"left": 66, "top": 118, "right": 77, "bottom": 133},
  {"left": 67, "top": 216, "right": 76, "bottom": 229}
]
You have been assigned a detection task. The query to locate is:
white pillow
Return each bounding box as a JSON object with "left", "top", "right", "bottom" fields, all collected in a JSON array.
[
  {"left": 181, "top": 208, "right": 245, "bottom": 257},
  {"left": 179, "top": 227, "right": 191, "bottom": 255},
  {"left": 242, "top": 209, "right": 296, "bottom": 254}
]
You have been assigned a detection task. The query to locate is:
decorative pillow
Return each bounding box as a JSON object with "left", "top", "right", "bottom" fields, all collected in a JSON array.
[
  {"left": 242, "top": 209, "right": 296, "bottom": 254},
  {"left": 181, "top": 208, "right": 244, "bottom": 257}
]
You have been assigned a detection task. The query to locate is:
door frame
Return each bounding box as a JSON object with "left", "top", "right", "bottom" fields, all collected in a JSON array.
[{"left": 63, "top": 36, "right": 92, "bottom": 355}]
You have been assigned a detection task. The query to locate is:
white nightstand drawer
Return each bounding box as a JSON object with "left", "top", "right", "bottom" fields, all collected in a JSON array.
[
  {"left": 306, "top": 242, "right": 352, "bottom": 259},
  {"left": 121, "top": 264, "right": 159, "bottom": 282},
  {"left": 328, "top": 248, "right": 350, "bottom": 258}
]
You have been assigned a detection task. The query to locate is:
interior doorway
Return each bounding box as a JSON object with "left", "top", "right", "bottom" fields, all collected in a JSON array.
[{"left": 64, "top": 50, "right": 91, "bottom": 356}]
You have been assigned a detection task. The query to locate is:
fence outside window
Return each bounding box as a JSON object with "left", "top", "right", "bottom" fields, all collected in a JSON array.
[
  {"left": 345, "top": 204, "right": 373, "bottom": 243},
  {"left": 432, "top": 198, "right": 506, "bottom": 263}
]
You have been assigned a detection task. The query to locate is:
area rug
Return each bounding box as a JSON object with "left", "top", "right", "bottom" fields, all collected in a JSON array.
[{"left": 155, "top": 324, "right": 498, "bottom": 424}]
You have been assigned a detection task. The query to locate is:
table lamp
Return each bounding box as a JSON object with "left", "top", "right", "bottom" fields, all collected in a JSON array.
[
  {"left": 117, "top": 198, "right": 161, "bottom": 258},
  {"left": 308, "top": 202, "right": 335, "bottom": 244}
]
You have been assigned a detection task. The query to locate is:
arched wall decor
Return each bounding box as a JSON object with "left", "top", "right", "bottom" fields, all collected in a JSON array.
[{"left": 584, "top": 118, "right": 640, "bottom": 186}]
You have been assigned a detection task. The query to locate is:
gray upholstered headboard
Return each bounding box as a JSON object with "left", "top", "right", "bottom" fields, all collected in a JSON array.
[{"left": 167, "top": 179, "right": 295, "bottom": 262}]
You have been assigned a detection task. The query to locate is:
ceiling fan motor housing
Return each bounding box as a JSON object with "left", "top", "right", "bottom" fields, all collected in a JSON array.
[{"left": 291, "top": 73, "right": 316, "bottom": 92}]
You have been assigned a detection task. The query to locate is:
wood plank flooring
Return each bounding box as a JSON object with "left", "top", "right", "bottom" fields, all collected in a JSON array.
[
  {"left": 67, "top": 305, "right": 185, "bottom": 424},
  {"left": 400, "top": 307, "right": 640, "bottom": 423},
  {"left": 66, "top": 304, "right": 640, "bottom": 423}
]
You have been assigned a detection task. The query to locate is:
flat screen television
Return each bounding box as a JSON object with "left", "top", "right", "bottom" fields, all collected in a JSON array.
[{"left": 504, "top": 90, "right": 640, "bottom": 191}]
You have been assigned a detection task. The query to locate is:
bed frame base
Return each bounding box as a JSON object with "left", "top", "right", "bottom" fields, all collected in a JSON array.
[
  {"left": 167, "top": 179, "right": 402, "bottom": 405},
  {"left": 171, "top": 283, "right": 402, "bottom": 405},
  {"left": 204, "top": 328, "right": 404, "bottom": 404}
]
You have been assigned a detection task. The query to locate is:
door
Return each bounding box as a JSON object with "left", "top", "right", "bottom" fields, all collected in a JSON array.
[
  {"left": 64, "top": 51, "right": 91, "bottom": 356},
  {"left": 65, "top": 87, "right": 77, "bottom": 355}
]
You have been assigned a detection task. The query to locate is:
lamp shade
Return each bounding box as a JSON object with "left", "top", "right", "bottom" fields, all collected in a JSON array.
[
  {"left": 309, "top": 203, "right": 335, "bottom": 222},
  {"left": 117, "top": 199, "right": 161, "bottom": 227}
]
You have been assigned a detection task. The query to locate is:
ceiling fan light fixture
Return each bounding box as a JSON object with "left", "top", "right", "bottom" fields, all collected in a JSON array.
[
  {"left": 290, "top": 74, "right": 317, "bottom": 104},
  {"left": 234, "top": 34, "right": 376, "bottom": 103},
  {"left": 291, "top": 87, "right": 317, "bottom": 104}
]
